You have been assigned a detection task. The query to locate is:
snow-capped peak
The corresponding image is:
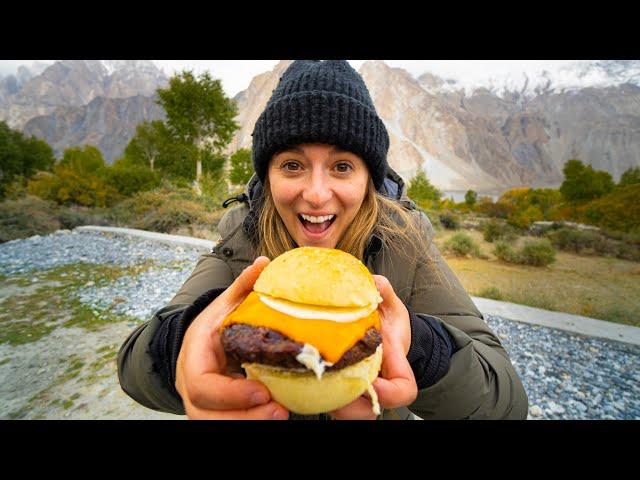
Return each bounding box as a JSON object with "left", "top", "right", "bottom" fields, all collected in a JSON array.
[{"left": 417, "top": 60, "right": 640, "bottom": 99}]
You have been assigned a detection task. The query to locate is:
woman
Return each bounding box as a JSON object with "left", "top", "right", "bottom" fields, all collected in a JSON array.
[{"left": 118, "top": 60, "right": 529, "bottom": 420}]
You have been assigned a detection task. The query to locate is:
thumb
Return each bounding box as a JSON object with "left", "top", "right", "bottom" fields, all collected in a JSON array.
[{"left": 372, "top": 275, "right": 400, "bottom": 309}]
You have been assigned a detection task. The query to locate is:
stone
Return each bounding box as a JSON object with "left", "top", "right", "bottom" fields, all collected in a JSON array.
[
  {"left": 548, "top": 402, "right": 566, "bottom": 415},
  {"left": 530, "top": 405, "right": 543, "bottom": 417}
]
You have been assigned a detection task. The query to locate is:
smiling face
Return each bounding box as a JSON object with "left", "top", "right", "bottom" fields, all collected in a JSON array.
[{"left": 268, "top": 143, "right": 370, "bottom": 249}]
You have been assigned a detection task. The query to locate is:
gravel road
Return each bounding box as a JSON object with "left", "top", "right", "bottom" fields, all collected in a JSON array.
[{"left": 1, "top": 229, "right": 638, "bottom": 419}]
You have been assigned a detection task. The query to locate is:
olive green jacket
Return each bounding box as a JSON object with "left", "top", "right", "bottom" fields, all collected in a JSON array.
[{"left": 118, "top": 168, "right": 528, "bottom": 420}]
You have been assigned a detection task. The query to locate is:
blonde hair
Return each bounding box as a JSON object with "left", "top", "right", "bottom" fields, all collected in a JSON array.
[{"left": 257, "top": 175, "right": 434, "bottom": 268}]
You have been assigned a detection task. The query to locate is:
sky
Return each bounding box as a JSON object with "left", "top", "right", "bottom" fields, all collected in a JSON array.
[{"left": 0, "top": 60, "right": 586, "bottom": 98}]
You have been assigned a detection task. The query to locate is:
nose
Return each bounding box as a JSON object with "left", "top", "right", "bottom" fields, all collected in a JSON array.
[{"left": 301, "top": 168, "right": 333, "bottom": 207}]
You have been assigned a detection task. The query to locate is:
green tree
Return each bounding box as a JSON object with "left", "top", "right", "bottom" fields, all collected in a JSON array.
[
  {"left": 102, "top": 157, "right": 161, "bottom": 196},
  {"left": 156, "top": 70, "right": 239, "bottom": 181},
  {"left": 229, "top": 148, "right": 254, "bottom": 186},
  {"left": 619, "top": 166, "right": 640, "bottom": 187},
  {"left": 560, "top": 159, "right": 614, "bottom": 202},
  {"left": 0, "top": 121, "right": 55, "bottom": 197},
  {"left": 408, "top": 170, "right": 441, "bottom": 207},
  {"left": 124, "top": 120, "right": 167, "bottom": 171},
  {"left": 465, "top": 189, "right": 477, "bottom": 207},
  {"left": 59, "top": 145, "right": 105, "bottom": 176}
]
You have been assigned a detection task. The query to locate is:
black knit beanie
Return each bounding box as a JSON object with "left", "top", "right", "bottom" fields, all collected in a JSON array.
[{"left": 251, "top": 60, "right": 390, "bottom": 191}]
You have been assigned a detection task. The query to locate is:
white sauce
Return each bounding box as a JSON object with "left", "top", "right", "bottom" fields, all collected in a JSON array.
[{"left": 295, "top": 343, "right": 334, "bottom": 380}]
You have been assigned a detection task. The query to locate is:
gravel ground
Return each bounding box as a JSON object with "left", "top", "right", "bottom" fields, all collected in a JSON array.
[{"left": 1, "top": 229, "right": 638, "bottom": 420}]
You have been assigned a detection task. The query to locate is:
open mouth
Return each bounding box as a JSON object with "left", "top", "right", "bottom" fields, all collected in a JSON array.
[{"left": 298, "top": 214, "right": 337, "bottom": 236}]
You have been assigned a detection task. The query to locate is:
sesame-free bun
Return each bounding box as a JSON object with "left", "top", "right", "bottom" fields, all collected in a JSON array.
[
  {"left": 243, "top": 345, "right": 383, "bottom": 415},
  {"left": 254, "top": 247, "right": 382, "bottom": 308}
]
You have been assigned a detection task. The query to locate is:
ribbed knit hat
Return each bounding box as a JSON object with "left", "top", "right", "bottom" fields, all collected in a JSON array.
[{"left": 251, "top": 60, "right": 390, "bottom": 191}]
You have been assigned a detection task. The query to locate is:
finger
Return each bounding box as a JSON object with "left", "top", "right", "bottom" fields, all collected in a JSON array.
[
  {"left": 185, "top": 371, "right": 272, "bottom": 411},
  {"left": 374, "top": 340, "right": 418, "bottom": 409},
  {"left": 329, "top": 396, "right": 378, "bottom": 420},
  {"left": 372, "top": 275, "right": 401, "bottom": 310},
  {"left": 185, "top": 401, "right": 289, "bottom": 420},
  {"left": 370, "top": 329, "right": 418, "bottom": 409},
  {"left": 373, "top": 376, "right": 417, "bottom": 409}
]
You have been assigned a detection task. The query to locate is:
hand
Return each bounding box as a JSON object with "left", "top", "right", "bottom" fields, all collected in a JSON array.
[
  {"left": 330, "top": 275, "right": 418, "bottom": 420},
  {"left": 175, "top": 256, "right": 290, "bottom": 420}
]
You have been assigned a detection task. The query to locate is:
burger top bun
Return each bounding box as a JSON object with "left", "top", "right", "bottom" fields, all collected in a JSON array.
[{"left": 254, "top": 247, "right": 383, "bottom": 308}]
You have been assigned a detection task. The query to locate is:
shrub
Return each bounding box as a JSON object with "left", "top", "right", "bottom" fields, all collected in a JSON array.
[
  {"left": 57, "top": 206, "right": 110, "bottom": 229},
  {"left": 0, "top": 195, "right": 61, "bottom": 242},
  {"left": 439, "top": 212, "right": 460, "bottom": 230},
  {"left": 200, "top": 172, "right": 231, "bottom": 207},
  {"left": 615, "top": 243, "right": 640, "bottom": 262},
  {"left": 476, "top": 199, "right": 515, "bottom": 219},
  {"left": 483, "top": 219, "right": 519, "bottom": 243},
  {"left": 477, "top": 286, "right": 503, "bottom": 300},
  {"left": 2, "top": 176, "right": 28, "bottom": 200},
  {"left": 507, "top": 204, "right": 543, "bottom": 229},
  {"left": 493, "top": 241, "right": 521, "bottom": 263},
  {"left": 106, "top": 185, "right": 222, "bottom": 234},
  {"left": 546, "top": 228, "right": 601, "bottom": 253},
  {"left": 27, "top": 166, "right": 120, "bottom": 207},
  {"left": 443, "top": 232, "right": 481, "bottom": 257},
  {"left": 519, "top": 239, "right": 556, "bottom": 266},
  {"left": 493, "top": 239, "right": 555, "bottom": 266}
]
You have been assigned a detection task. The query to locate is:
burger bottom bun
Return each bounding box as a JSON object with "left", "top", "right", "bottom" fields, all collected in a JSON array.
[{"left": 243, "top": 345, "right": 383, "bottom": 415}]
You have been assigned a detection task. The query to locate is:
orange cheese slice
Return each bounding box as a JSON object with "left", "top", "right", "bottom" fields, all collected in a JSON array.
[{"left": 221, "top": 291, "right": 380, "bottom": 364}]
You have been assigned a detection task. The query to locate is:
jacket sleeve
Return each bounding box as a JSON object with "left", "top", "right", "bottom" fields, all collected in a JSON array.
[
  {"left": 405, "top": 212, "right": 529, "bottom": 420},
  {"left": 117, "top": 253, "right": 234, "bottom": 414}
]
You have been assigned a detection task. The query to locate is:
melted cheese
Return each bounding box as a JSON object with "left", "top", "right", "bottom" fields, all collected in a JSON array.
[{"left": 222, "top": 291, "right": 380, "bottom": 364}]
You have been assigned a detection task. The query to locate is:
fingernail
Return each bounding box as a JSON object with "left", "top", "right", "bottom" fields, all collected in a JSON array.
[
  {"left": 272, "top": 409, "right": 288, "bottom": 420},
  {"left": 251, "top": 391, "right": 269, "bottom": 405}
]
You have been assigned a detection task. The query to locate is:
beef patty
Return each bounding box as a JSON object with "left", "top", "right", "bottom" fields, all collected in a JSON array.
[{"left": 221, "top": 324, "right": 381, "bottom": 371}]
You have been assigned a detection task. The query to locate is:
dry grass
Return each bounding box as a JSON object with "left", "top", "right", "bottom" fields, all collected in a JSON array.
[{"left": 433, "top": 229, "right": 640, "bottom": 326}]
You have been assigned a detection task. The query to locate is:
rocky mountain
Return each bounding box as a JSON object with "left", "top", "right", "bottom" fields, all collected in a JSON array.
[
  {"left": 0, "top": 60, "right": 168, "bottom": 163},
  {"left": 22, "top": 95, "right": 165, "bottom": 163},
  {"left": 0, "top": 60, "right": 167, "bottom": 130},
  {"left": 226, "top": 60, "right": 293, "bottom": 154},
  {"left": 229, "top": 60, "right": 640, "bottom": 191}
]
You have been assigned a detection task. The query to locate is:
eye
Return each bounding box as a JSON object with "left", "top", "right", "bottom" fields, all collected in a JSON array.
[
  {"left": 282, "top": 161, "right": 301, "bottom": 171},
  {"left": 335, "top": 162, "right": 353, "bottom": 173}
]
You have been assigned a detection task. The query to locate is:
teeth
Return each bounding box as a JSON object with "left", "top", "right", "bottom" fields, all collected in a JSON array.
[{"left": 301, "top": 214, "right": 335, "bottom": 223}]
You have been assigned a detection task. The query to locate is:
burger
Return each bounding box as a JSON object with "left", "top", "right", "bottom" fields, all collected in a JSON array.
[{"left": 219, "top": 246, "right": 384, "bottom": 415}]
